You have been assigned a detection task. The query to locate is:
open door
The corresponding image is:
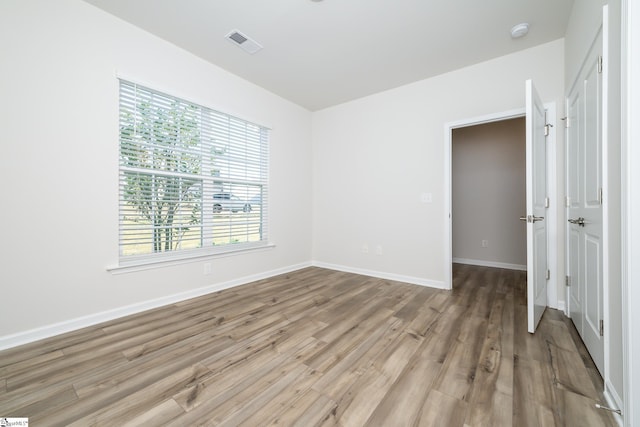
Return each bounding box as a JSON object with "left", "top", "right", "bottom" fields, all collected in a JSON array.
[{"left": 525, "top": 80, "right": 548, "bottom": 333}]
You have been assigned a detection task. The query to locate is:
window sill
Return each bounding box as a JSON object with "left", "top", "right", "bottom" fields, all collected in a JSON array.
[{"left": 106, "top": 243, "right": 275, "bottom": 275}]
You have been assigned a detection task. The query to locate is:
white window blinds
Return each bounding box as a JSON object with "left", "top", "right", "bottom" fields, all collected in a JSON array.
[{"left": 119, "top": 80, "right": 269, "bottom": 261}]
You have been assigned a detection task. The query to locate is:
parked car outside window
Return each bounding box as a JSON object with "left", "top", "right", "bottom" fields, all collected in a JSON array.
[{"left": 213, "top": 193, "right": 252, "bottom": 213}]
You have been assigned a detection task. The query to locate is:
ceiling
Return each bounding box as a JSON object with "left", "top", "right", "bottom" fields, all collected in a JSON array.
[{"left": 83, "top": 0, "right": 575, "bottom": 111}]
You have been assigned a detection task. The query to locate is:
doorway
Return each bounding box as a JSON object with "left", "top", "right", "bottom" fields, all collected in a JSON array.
[
  {"left": 451, "top": 117, "right": 527, "bottom": 272},
  {"left": 443, "top": 106, "right": 558, "bottom": 309}
]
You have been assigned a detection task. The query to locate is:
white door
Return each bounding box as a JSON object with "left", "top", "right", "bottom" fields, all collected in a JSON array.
[
  {"left": 566, "top": 31, "right": 604, "bottom": 375},
  {"left": 567, "top": 84, "right": 583, "bottom": 336},
  {"left": 525, "top": 80, "right": 548, "bottom": 334}
]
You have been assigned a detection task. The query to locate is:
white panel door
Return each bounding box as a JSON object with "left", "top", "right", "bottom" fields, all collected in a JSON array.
[
  {"left": 566, "top": 31, "right": 604, "bottom": 375},
  {"left": 567, "top": 85, "right": 583, "bottom": 335},
  {"left": 525, "top": 80, "right": 548, "bottom": 334}
]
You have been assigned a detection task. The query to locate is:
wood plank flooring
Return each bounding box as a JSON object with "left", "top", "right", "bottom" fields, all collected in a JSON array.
[{"left": 0, "top": 264, "right": 616, "bottom": 426}]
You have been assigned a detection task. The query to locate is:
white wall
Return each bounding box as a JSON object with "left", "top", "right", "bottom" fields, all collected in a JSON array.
[
  {"left": 312, "top": 39, "right": 565, "bottom": 291},
  {"left": 564, "top": 0, "right": 624, "bottom": 412},
  {"left": 452, "top": 118, "right": 527, "bottom": 269},
  {"left": 623, "top": 1, "right": 640, "bottom": 423},
  {"left": 0, "top": 0, "right": 313, "bottom": 344}
]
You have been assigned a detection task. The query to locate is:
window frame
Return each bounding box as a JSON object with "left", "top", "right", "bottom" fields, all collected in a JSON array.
[{"left": 116, "top": 79, "right": 271, "bottom": 268}]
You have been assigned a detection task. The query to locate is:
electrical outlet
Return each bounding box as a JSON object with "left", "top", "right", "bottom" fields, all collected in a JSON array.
[
  {"left": 376, "top": 245, "right": 383, "bottom": 255},
  {"left": 203, "top": 262, "right": 212, "bottom": 275},
  {"left": 482, "top": 240, "right": 489, "bottom": 248},
  {"left": 362, "top": 244, "right": 369, "bottom": 254}
]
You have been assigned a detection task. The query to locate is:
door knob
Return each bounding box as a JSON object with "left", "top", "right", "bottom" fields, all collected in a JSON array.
[
  {"left": 520, "top": 215, "right": 545, "bottom": 223},
  {"left": 568, "top": 217, "right": 586, "bottom": 227}
]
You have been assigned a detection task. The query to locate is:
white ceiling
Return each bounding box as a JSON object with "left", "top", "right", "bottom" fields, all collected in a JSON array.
[{"left": 83, "top": 0, "right": 574, "bottom": 111}]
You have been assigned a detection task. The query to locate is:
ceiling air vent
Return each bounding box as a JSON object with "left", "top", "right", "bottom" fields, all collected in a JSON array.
[{"left": 225, "top": 30, "right": 263, "bottom": 54}]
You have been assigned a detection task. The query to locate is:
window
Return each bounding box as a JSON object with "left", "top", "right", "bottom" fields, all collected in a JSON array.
[{"left": 119, "top": 80, "right": 269, "bottom": 263}]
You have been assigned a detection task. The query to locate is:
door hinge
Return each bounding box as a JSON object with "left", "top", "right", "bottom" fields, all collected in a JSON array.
[
  {"left": 565, "top": 275, "right": 570, "bottom": 287},
  {"left": 600, "top": 319, "right": 604, "bottom": 337},
  {"left": 597, "top": 55, "right": 603, "bottom": 74},
  {"left": 544, "top": 123, "right": 553, "bottom": 137},
  {"left": 565, "top": 196, "right": 571, "bottom": 207},
  {"left": 546, "top": 269, "right": 551, "bottom": 280},
  {"left": 598, "top": 188, "right": 603, "bottom": 205},
  {"left": 545, "top": 197, "right": 550, "bottom": 208},
  {"left": 561, "top": 116, "right": 570, "bottom": 128}
]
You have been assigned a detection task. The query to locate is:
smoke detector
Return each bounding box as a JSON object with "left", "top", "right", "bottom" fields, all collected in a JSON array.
[
  {"left": 510, "top": 23, "right": 529, "bottom": 39},
  {"left": 225, "top": 30, "right": 263, "bottom": 54}
]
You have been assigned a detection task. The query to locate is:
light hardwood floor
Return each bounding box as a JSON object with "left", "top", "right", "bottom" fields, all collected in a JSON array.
[{"left": 0, "top": 264, "right": 615, "bottom": 426}]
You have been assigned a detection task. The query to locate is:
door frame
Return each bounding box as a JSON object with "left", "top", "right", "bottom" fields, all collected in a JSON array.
[
  {"left": 443, "top": 104, "right": 558, "bottom": 311},
  {"left": 623, "top": 0, "right": 640, "bottom": 424}
]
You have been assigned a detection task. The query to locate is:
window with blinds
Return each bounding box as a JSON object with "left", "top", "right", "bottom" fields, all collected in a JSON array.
[{"left": 119, "top": 80, "right": 269, "bottom": 262}]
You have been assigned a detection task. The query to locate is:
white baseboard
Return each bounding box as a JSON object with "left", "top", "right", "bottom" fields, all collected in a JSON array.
[
  {"left": 452, "top": 257, "right": 527, "bottom": 271},
  {"left": 312, "top": 261, "right": 447, "bottom": 290},
  {"left": 0, "top": 262, "right": 312, "bottom": 352}
]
